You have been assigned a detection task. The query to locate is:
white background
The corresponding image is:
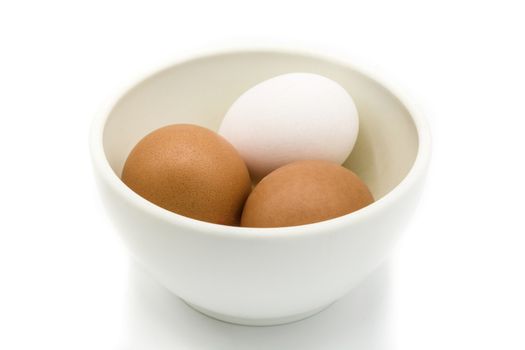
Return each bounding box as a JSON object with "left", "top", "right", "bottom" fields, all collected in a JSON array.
[{"left": 1, "top": 1, "right": 524, "bottom": 349}]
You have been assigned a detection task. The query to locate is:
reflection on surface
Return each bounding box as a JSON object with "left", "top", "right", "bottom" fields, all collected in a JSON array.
[{"left": 120, "top": 261, "right": 392, "bottom": 350}]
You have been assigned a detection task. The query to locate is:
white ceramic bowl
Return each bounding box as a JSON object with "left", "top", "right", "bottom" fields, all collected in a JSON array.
[{"left": 90, "top": 49, "right": 431, "bottom": 326}]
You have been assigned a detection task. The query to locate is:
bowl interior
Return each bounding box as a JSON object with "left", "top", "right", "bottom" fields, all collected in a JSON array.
[{"left": 103, "top": 51, "right": 418, "bottom": 200}]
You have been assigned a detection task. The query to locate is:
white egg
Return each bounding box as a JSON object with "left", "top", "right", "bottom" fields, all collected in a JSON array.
[{"left": 219, "top": 73, "right": 359, "bottom": 181}]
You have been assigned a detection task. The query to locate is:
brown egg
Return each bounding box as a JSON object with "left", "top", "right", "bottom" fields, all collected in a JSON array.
[
  {"left": 241, "top": 160, "right": 374, "bottom": 228},
  {"left": 121, "top": 124, "right": 252, "bottom": 226}
]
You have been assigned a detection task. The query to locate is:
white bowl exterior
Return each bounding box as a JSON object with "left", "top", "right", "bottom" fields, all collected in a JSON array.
[
  {"left": 90, "top": 49, "right": 430, "bottom": 323},
  {"left": 93, "top": 166, "right": 425, "bottom": 320}
]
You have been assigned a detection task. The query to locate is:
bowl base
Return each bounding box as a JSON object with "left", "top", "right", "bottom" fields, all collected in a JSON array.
[{"left": 184, "top": 301, "right": 332, "bottom": 326}]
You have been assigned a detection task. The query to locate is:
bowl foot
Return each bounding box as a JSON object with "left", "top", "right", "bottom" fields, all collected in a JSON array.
[{"left": 184, "top": 301, "right": 332, "bottom": 326}]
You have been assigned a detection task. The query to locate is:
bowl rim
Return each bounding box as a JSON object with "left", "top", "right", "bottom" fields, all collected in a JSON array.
[{"left": 90, "top": 48, "right": 431, "bottom": 239}]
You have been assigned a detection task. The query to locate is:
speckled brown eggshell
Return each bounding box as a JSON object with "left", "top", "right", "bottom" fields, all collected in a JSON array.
[
  {"left": 121, "top": 124, "right": 252, "bottom": 226},
  {"left": 241, "top": 160, "right": 374, "bottom": 228}
]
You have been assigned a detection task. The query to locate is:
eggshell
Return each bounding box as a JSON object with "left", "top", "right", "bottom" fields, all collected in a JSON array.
[
  {"left": 241, "top": 160, "right": 374, "bottom": 228},
  {"left": 121, "top": 124, "right": 252, "bottom": 226},
  {"left": 219, "top": 73, "right": 359, "bottom": 181}
]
